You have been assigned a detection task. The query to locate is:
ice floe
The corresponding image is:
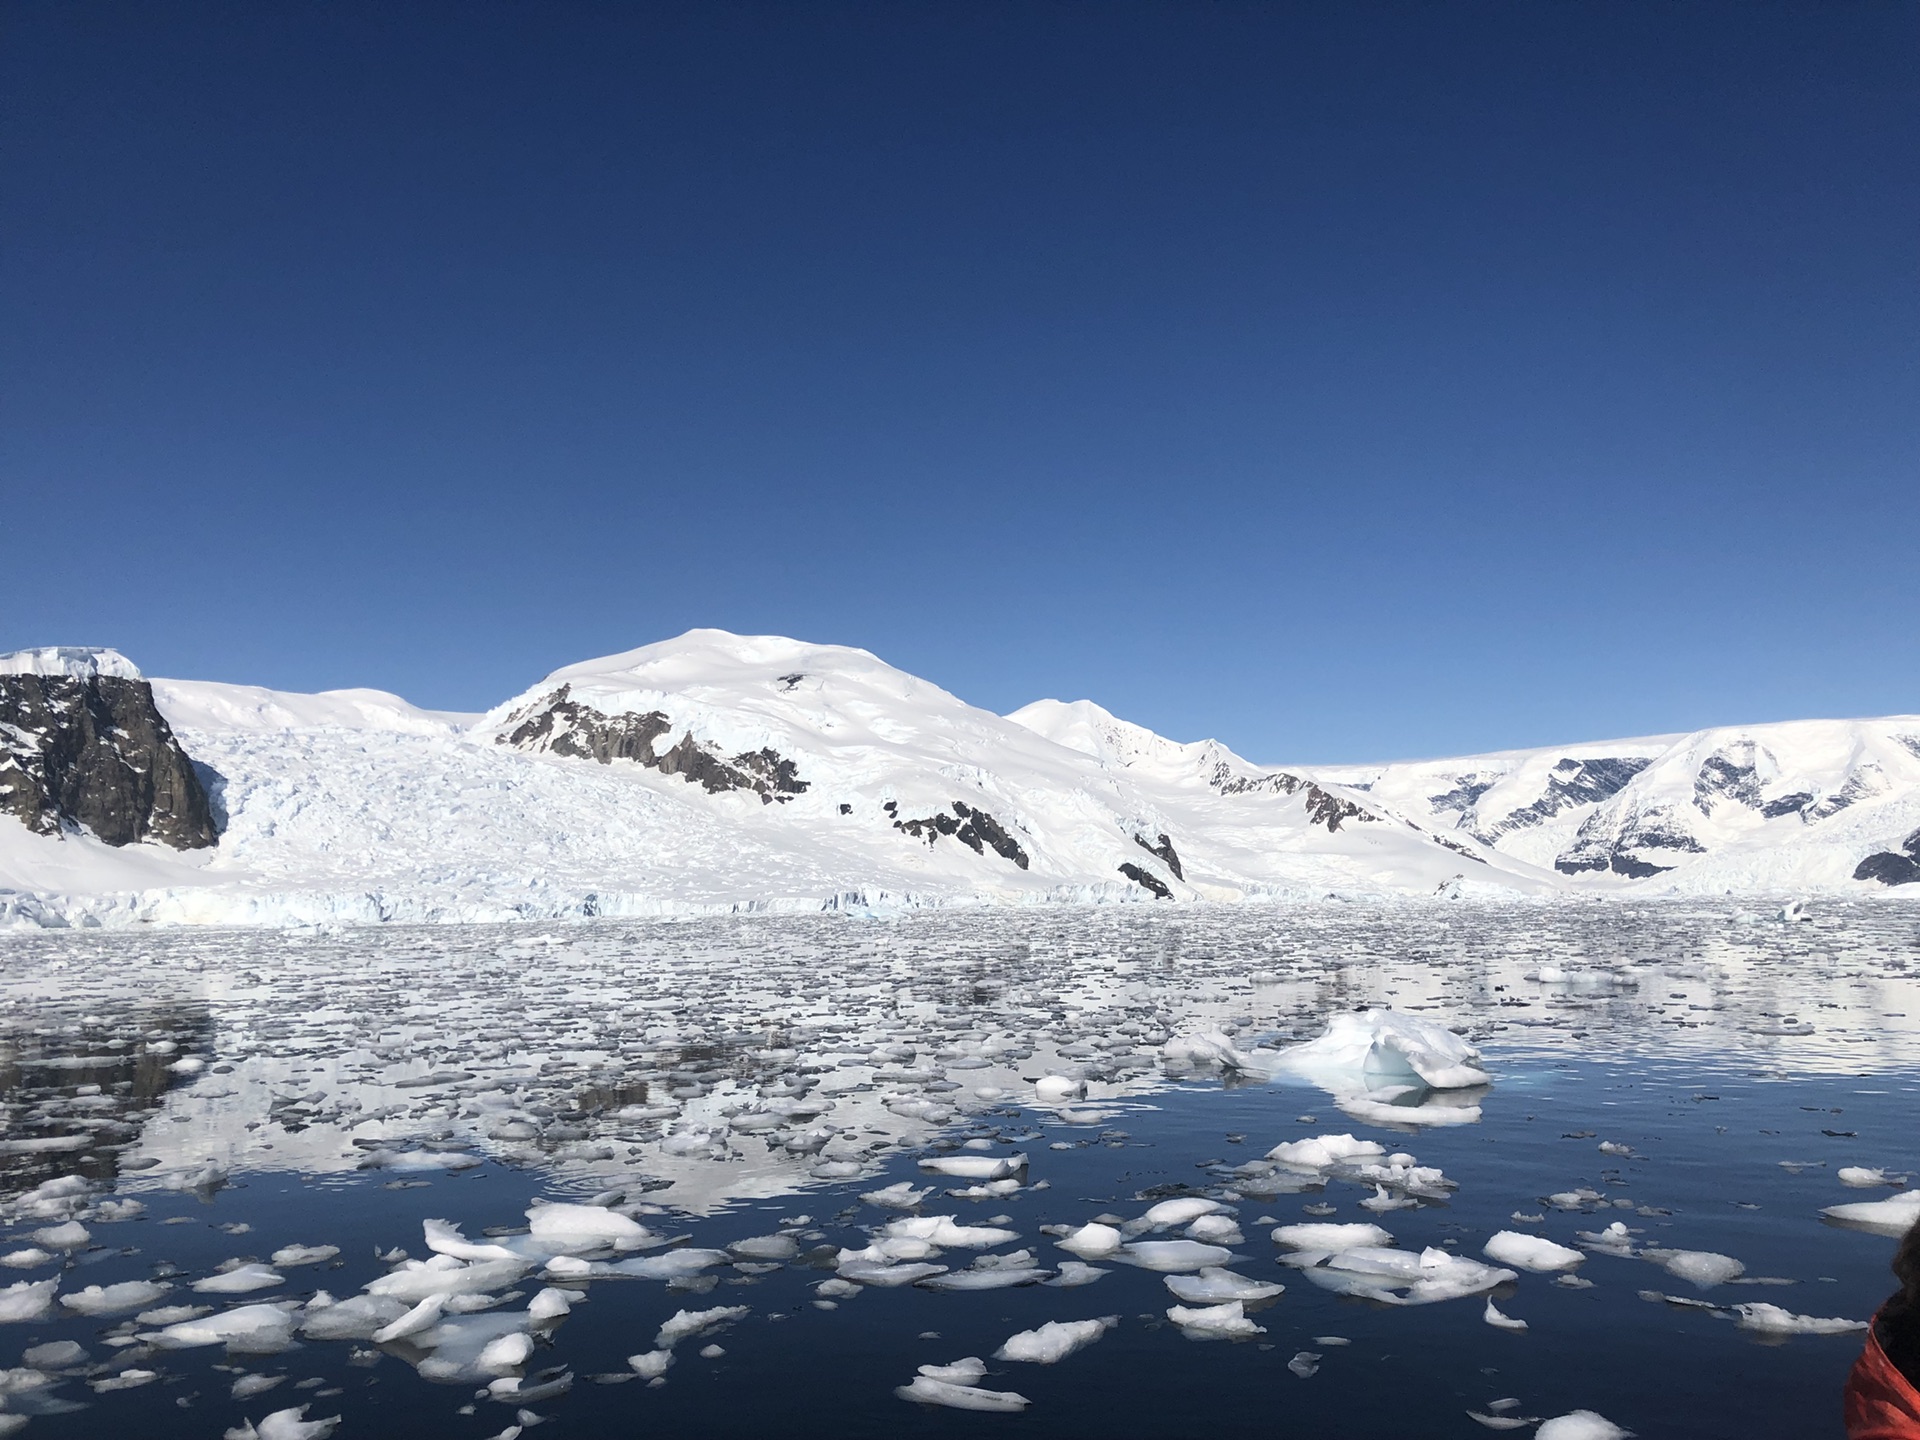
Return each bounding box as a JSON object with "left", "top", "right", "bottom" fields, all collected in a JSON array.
[{"left": 994, "top": 1315, "right": 1118, "bottom": 1363}]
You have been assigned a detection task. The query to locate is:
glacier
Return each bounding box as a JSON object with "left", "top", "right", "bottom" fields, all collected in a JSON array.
[{"left": 0, "top": 628, "right": 1916, "bottom": 930}]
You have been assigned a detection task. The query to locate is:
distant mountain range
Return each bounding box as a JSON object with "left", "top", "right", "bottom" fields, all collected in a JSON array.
[{"left": 2, "top": 631, "right": 1916, "bottom": 928}]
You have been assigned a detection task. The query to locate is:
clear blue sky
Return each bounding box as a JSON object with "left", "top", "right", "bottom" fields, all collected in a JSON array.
[{"left": 4, "top": 2, "right": 1914, "bottom": 763}]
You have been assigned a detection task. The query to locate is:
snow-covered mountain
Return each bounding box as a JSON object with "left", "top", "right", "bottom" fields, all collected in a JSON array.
[{"left": 0, "top": 630, "right": 1914, "bottom": 929}]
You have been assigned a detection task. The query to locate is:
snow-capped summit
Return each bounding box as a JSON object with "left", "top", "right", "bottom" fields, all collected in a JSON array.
[{"left": 0, "top": 646, "right": 143, "bottom": 680}]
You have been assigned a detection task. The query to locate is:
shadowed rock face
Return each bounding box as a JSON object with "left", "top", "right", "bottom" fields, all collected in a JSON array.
[
  {"left": 1854, "top": 828, "right": 1920, "bottom": 887},
  {"left": 0, "top": 673, "right": 216, "bottom": 849},
  {"left": 500, "top": 684, "right": 809, "bottom": 804},
  {"left": 1208, "top": 765, "right": 1373, "bottom": 832},
  {"left": 889, "top": 799, "right": 1031, "bottom": 869},
  {"left": 1134, "top": 832, "right": 1184, "bottom": 880},
  {"left": 1117, "top": 861, "right": 1171, "bottom": 899}
]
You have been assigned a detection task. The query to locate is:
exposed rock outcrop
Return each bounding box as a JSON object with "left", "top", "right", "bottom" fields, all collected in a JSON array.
[
  {"left": 1854, "top": 828, "right": 1920, "bottom": 887},
  {"left": 1133, "top": 831, "right": 1184, "bottom": 880},
  {"left": 0, "top": 648, "right": 216, "bottom": 849},
  {"left": 499, "top": 684, "right": 808, "bottom": 803},
  {"left": 1209, "top": 764, "right": 1373, "bottom": 832},
  {"left": 888, "top": 799, "right": 1030, "bottom": 869},
  {"left": 1118, "top": 861, "right": 1171, "bottom": 898}
]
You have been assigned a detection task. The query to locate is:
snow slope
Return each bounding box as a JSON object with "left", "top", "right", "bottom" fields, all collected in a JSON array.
[{"left": 0, "top": 630, "right": 1914, "bottom": 929}]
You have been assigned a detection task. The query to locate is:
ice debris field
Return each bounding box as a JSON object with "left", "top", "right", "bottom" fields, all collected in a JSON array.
[{"left": 0, "top": 900, "right": 1917, "bottom": 1438}]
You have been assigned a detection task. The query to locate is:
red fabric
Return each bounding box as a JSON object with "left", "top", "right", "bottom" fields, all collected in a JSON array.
[{"left": 1848, "top": 1321, "right": 1920, "bottom": 1440}]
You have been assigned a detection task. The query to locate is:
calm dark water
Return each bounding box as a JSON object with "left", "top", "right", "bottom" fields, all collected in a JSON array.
[{"left": 2, "top": 901, "right": 1917, "bottom": 1439}]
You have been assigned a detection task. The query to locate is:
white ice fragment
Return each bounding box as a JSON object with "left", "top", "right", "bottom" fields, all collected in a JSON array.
[
  {"left": 149, "top": 1303, "right": 299, "bottom": 1352},
  {"left": 1057, "top": 1223, "right": 1124, "bottom": 1259},
  {"left": 423, "top": 1218, "right": 521, "bottom": 1262},
  {"left": 1483, "top": 1299, "right": 1528, "bottom": 1331},
  {"left": 60, "top": 1280, "right": 173, "bottom": 1315},
  {"left": 1143, "top": 1197, "right": 1225, "bottom": 1228},
  {"left": 627, "top": 1349, "right": 674, "bottom": 1379},
  {"left": 368, "top": 1256, "right": 531, "bottom": 1302},
  {"left": 918, "top": 1265, "right": 1049, "bottom": 1292},
  {"left": 1483, "top": 1231, "right": 1586, "bottom": 1272},
  {"left": 371, "top": 1294, "right": 447, "bottom": 1343},
  {"left": 0, "top": 1279, "right": 59, "bottom": 1323},
  {"left": 1536, "top": 1411, "right": 1632, "bottom": 1440},
  {"left": 1646, "top": 1249, "right": 1745, "bottom": 1288},
  {"left": 300, "top": 1294, "right": 408, "bottom": 1340},
  {"left": 918, "top": 1154, "right": 1027, "bottom": 1181},
  {"left": 1287, "top": 1350, "right": 1320, "bottom": 1377},
  {"left": 526, "top": 1202, "right": 654, "bottom": 1252},
  {"left": 1167, "top": 1300, "right": 1264, "bottom": 1338},
  {"left": 917, "top": 1358, "right": 987, "bottom": 1385},
  {"left": 477, "top": 1332, "right": 536, "bottom": 1372},
  {"left": 1733, "top": 1303, "right": 1868, "bottom": 1336},
  {"left": 232, "top": 1373, "right": 287, "bottom": 1399},
  {"left": 1838, "top": 1168, "right": 1891, "bottom": 1188},
  {"left": 655, "top": 1305, "right": 749, "bottom": 1349},
  {"left": 895, "top": 1375, "right": 1030, "bottom": 1411},
  {"left": 884, "top": 1215, "right": 1019, "bottom": 1248},
  {"left": 1271, "top": 1222, "right": 1394, "bottom": 1252},
  {"left": 1268, "top": 1010, "right": 1490, "bottom": 1091},
  {"left": 1822, "top": 1190, "right": 1920, "bottom": 1237},
  {"left": 527, "top": 1287, "right": 574, "bottom": 1321},
  {"left": 994, "top": 1316, "right": 1118, "bottom": 1363},
  {"left": 1267, "top": 1135, "right": 1387, "bottom": 1171},
  {"left": 861, "top": 1182, "right": 933, "bottom": 1210},
  {"left": 30, "top": 1221, "right": 90, "bottom": 1251},
  {"left": 1035, "top": 1075, "right": 1086, "bottom": 1102},
  {"left": 194, "top": 1264, "right": 285, "bottom": 1294},
  {"left": 1046, "top": 1261, "right": 1110, "bottom": 1287},
  {"left": 1164, "top": 1267, "right": 1284, "bottom": 1303},
  {"left": 224, "top": 1403, "right": 342, "bottom": 1440},
  {"left": 1118, "top": 1240, "right": 1235, "bottom": 1273},
  {"left": 0, "top": 1250, "right": 53, "bottom": 1270},
  {"left": 269, "top": 1244, "right": 340, "bottom": 1268}
]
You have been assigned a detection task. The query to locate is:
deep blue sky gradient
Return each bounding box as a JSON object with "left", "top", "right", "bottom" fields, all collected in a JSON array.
[{"left": 4, "top": 2, "right": 1915, "bottom": 762}]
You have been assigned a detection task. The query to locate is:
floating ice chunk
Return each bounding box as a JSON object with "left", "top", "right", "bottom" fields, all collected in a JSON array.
[
  {"left": 1577, "top": 1222, "right": 1636, "bottom": 1255},
  {"left": 1536, "top": 1411, "right": 1631, "bottom": 1440},
  {"left": 995, "top": 1316, "right": 1118, "bottom": 1363},
  {"left": 1045, "top": 1261, "right": 1110, "bottom": 1287},
  {"left": 1288, "top": 1246, "right": 1517, "bottom": 1306},
  {"left": 372, "top": 1294, "right": 447, "bottom": 1343},
  {"left": 369, "top": 1255, "right": 532, "bottom": 1301},
  {"left": 359, "top": 1147, "right": 482, "bottom": 1172},
  {"left": 885, "top": 1215, "right": 1019, "bottom": 1248},
  {"left": 1483, "top": 1299, "right": 1528, "bottom": 1331},
  {"left": 233, "top": 1373, "right": 287, "bottom": 1399},
  {"left": 1822, "top": 1190, "right": 1920, "bottom": 1237},
  {"left": 1484, "top": 1232, "right": 1586, "bottom": 1272},
  {"left": 0, "top": 1279, "right": 58, "bottom": 1322},
  {"left": 1733, "top": 1303, "right": 1868, "bottom": 1336},
  {"left": 1185, "top": 1215, "right": 1244, "bottom": 1245},
  {"left": 837, "top": 1260, "right": 949, "bottom": 1287},
  {"left": 1268, "top": 1010, "right": 1490, "bottom": 1091},
  {"left": 1468, "top": 1411, "right": 1540, "bottom": 1431},
  {"left": 1287, "top": 1351, "right": 1320, "bottom": 1377},
  {"left": 1838, "top": 1168, "right": 1894, "bottom": 1188},
  {"left": 1268, "top": 1135, "right": 1387, "bottom": 1171},
  {"left": 1644, "top": 1249, "right": 1745, "bottom": 1289},
  {"left": 861, "top": 1182, "right": 933, "bottom": 1210},
  {"left": 149, "top": 1302, "right": 299, "bottom": 1352},
  {"left": 588, "top": 1247, "right": 729, "bottom": 1281},
  {"left": 1360, "top": 1185, "right": 1417, "bottom": 1213},
  {"left": 1166, "top": 1299, "right": 1264, "bottom": 1338},
  {"left": 0, "top": 1250, "right": 53, "bottom": 1269},
  {"left": 477, "top": 1332, "right": 536, "bottom": 1372},
  {"left": 1164, "top": 1267, "right": 1284, "bottom": 1303},
  {"left": 269, "top": 1245, "right": 340, "bottom": 1268},
  {"left": 60, "top": 1280, "right": 173, "bottom": 1315},
  {"left": 301, "top": 1294, "right": 408, "bottom": 1340},
  {"left": 527, "top": 1203, "right": 655, "bottom": 1252},
  {"left": 527, "top": 1287, "right": 575, "bottom": 1321},
  {"left": 423, "top": 1219, "right": 522, "bottom": 1263},
  {"left": 1160, "top": 1032, "right": 1259, "bottom": 1071},
  {"left": 656, "top": 1305, "right": 748, "bottom": 1349},
  {"left": 917, "top": 1358, "right": 987, "bottom": 1385},
  {"left": 1118, "top": 1240, "right": 1235, "bottom": 1273},
  {"left": 895, "top": 1375, "right": 1030, "bottom": 1412},
  {"left": 1337, "top": 1093, "right": 1484, "bottom": 1128},
  {"left": 30, "top": 1221, "right": 90, "bottom": 1251},
  {"left": 1271, "top": 1222, "right": 1394, "bottom": 1252},
  {"left": 1144, "top": 1197, "right": 1226, "bottom": 1228},
  {"left": 23, "top": 1340, "right": 87, "bottom": 1368},
  {"left": 628, "top": 1349, "right": 674, "bottom": 1380},
  {"left": 729, "top": 1234, "right": 800, "bottom": 1262},
  {"left": 919, "top": 1256, "right": 1050, "bottom": 1290},
  {"left": 1057, "top": 1223, "right": 1124, "bottom": 1259},
  {"left": 194, "top": 1264, "right": 285, "bottom": 1294},
  {"left": 224, "top": 1403, "right": 342, "bottom": 1440},
  {"left": 918, "top": 1154, "right": 1027, "bottom": 1181},
  {"left": 1035, "top": 1075, "right": 1087, "bottom": 1102}
]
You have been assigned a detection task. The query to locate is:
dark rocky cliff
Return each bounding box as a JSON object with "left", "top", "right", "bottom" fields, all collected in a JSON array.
[{"left": 0, "top": 655, "right": 217, "bottom": 849}]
